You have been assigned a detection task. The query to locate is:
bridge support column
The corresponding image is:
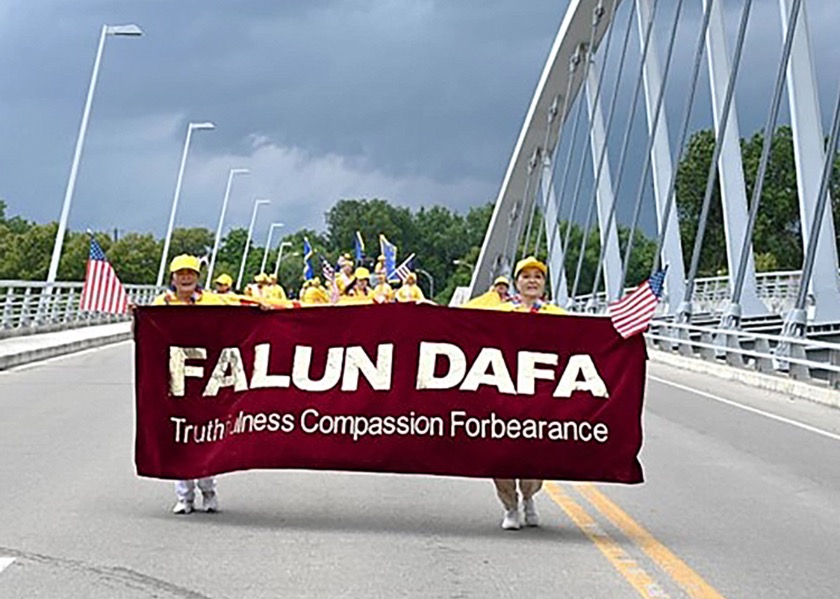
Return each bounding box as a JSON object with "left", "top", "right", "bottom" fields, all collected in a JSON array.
[
  {"left": 584, "top": 61, "right": 622, "bottom": 302},
  {"left": 779, "top": 0, "right": 840, "bottom": 322},
  {"left": 703, "top": 0, "right": 767, "bottom": 317},
  {"left": 635, "top": 0, "right": 686, "bottom": 314},
  {"left": 540, "top": 159, "right": 569, "bottom": 306}
]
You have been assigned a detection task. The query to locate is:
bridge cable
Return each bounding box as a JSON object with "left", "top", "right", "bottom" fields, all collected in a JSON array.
[
  {"left": 589, "top": 0, "right": 683, "bottom": 306},
  {"left": 567, "top": 0, "right": 632, "bottom": 304},
  {"left": 500, "top": 150, "right": 539, "bottom": 276},
  {"left": 524, "top": 94, "right": 563, "bottom": 260},
  {"left": 552, "top": 7, "right": 606, "bottom": 290},
  {"left": 617, "top": 0, "right": 690, "bottom": 297},
  {"left": 728, "top": 0, "right": 803, "bottom": 324},
  {"left": 794, "top": 83, "right": 840, "bottom": 318},
  {"left": 679, "top": 0, "right": 756, "bottom": 322},
  {"left": 568, "top": 0, "right": 660, "bottom": 306}
]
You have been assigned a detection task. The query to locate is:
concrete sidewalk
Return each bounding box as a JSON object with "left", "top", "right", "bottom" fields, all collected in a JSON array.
[{"left": 0, "top": 322, "right": 132, "bottom": 370}]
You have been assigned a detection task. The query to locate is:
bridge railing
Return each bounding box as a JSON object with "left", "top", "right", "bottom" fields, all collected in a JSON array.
[
  {"left": 646, "top": 320, "right": 840, "bottom": 389},
  {"left": 0, "top": 281, "right": 158, "bottom": 336}
]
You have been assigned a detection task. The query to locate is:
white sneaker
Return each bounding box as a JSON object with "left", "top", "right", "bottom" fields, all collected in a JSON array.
[
  {"left": 172, "top": 499, "right": 194, "bottom": 515},
  {"left": 202, "top": 492, "right": 219, "bottom": 513},
  {"left": 501, "top": 508, "right": 521, "bottom": 530},
  {"left": 523, "top": 498, "right": 540, "bottom": 527}
]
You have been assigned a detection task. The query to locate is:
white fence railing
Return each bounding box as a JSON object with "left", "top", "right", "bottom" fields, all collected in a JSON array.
[
  {"left": 646, "top": 319, "right": 840, "bottom": 389},
  {"left": 0, "top": 281, "right": 158, "bottom": 336}
]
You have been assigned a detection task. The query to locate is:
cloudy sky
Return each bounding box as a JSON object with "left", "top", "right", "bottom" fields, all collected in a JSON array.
[{"left": 0, "top": 0, "right": 837, "bottom": 240}]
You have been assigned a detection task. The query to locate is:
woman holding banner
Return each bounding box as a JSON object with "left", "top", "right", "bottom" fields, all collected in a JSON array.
[
  {"left": 493, "top": 256, "right": 565, "bottom": 530},
  {"left": 152, "top": 254, "right": 224, "bottom": 515}
]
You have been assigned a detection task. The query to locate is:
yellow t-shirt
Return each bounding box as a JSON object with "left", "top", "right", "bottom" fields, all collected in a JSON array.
[
  {"left": 372, "top": 282, "right": 394, "bottom": 303},
  {"left": 395, "top": 284, "right": 425, "bottom": 302},
  {"left": 152, "top": 290, "right": 225, "bottom": 306},
  {"left": 462, "top": 290, "right": 506, "bottom": 309},
  {"left": 496, "top": 300, "right": 566, "bottom": 315}
]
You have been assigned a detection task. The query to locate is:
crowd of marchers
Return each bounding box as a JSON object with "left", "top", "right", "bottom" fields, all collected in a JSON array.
[{"left": 147, "top": 247, "right": 566, "bottom": 532}]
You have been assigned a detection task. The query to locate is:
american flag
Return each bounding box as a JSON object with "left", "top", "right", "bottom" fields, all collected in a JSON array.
[
  {"left": 79, "top": 238, "right": 129, "bottom": 314},
  {"left": 320, "top": 255, "right": 340, "bottom": 303},
  {"left": 608, "top": 269, "right": 667, "bottom": 339},
  {"left": 394, "top": 253, "right": 416, "bottom": 284}
]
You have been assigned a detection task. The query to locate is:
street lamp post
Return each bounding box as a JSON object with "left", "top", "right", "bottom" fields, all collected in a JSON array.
[
  {"left": 156, "top": 121, "right": 216, "bottom": 287},
  {"left": 417, "top": 268, "right": 435, "bottom": 297},
  {"left": 260, "top": 222, "right": 285, "bottom": 274},
  {"left": 206, "top": 167, "right": 249, "bottom": 286},
  {"left": 46, "top": 24, "right": 143, "bottom": 286},
  {"left": 237, "top": 199, "right": 270, "bottom": 290},
  {"left": 274, "top": 241, "right": 293, "bottom": 277},
  {"left": 452, "top": 259, "right": 475, "bottom": 272}
]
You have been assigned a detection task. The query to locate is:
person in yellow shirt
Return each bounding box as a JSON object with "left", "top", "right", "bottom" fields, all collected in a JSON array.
[
  {"left": 244, "top": 273, "right": 272, "bottom": 299},
  {"left": 350, "top": 267, "right": 372, "bottom": 298},
  {"left": 395, "top": 272, "right": 425, "bottom": 302},
  {"left": 493, "top": 256, "right": 565, "bottom": 531},
  {"left": 212, "top": 273, "right": 234, "bottom": 295},
  {"left": 463, "top": 275, "right": 511, "bottom": 309},
  {"left": 150, "top": 255, "right": 223, "bottom": 515},
  {"left": 301, "top": 278, "right": 330, "bottom": 305},
  {"left": 372, "top": 271, "right": 394, "bottom": 303},
  {"left": 336, "top": 254, "right": 355, "bottom": 295},
  {"left": 267, "top": 274, "right": 288, "bottom": 301}
]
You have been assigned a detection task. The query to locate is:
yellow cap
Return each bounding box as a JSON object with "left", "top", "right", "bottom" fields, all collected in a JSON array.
[
  {"left": 214, "top": 273, "right": 233, "bottom": 286},
  {"left": 405, "top": 271, "right": 417, "bottom": 282},
  {"left": 493, "top": 276, "right": 510, "bottom": 287},
  {"left": 354, "top": 267, "right": 370, "bottom": 279},
  {"left": 269, "top": 274, "right": 278, "bottom": 283},
  {"left": 313, "top": 276, "right": 321, "bottom": 286},
  {"left": 169, "top": 254, "right": 201, "bottom": 273},
  {"left": 255, "top": 272, "right": 269, "bottom": 283},
  {"left": 514, "top": 256, "right": 547, "bottom": 277}
]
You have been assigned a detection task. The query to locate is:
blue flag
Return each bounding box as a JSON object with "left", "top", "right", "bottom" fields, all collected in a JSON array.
[
  {"left": 303, "top": 237, "right": 315, "bottom": 280},
  {"left": 354, "top": 231, "right": 365, "bottom": 265},
  {"left": 379, "top": 234, "right": 397, "bottom": 280}
]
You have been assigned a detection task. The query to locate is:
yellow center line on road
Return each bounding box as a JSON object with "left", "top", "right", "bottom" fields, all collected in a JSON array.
[
  {"left": 576, "top": 484, "right": 726, "bottom": 599},
  {"left": 544, "top": 482, "right": 671, "bottom": 598}
]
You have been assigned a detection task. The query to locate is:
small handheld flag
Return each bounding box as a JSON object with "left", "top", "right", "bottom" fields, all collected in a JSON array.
[
  {"left": 608, "top": 269, "right": 667, "bottom": 339},
  {"left": 394, "top": 253, "right": 416, "bottom": 284},
  {"left": 379, "top": 234, "right": 398, "bottom": 281},
  {"left": 320, "top": 255, "right": 340, "bottom": 303},
  {"left": 79, "top": 237, "right": 129, "bottom": 314},
  {"left": 303, "top": 238, "right": 315, "bottom": 281},
  {"left": 354, "top": 231, "right": 365, "bottom": 265}
]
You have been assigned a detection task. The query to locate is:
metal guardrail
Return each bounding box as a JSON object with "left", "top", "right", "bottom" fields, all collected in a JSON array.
[
  {"left": 647, "top": 319, "right": 840, "bottom": 389},
  {"left": 0, "top": 281, "right": 158, "bottom": 336}
]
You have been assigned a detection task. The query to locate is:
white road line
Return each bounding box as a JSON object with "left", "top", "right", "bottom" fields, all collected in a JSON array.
[
  {"left": 0, "top": 557, "right": 15, "bottom": 574},
  {"left": 0, "top": 340, "right": 132, "bottom": 374},
  {"left": 649, "top": 375, "right": 840, "bottom": 443}
]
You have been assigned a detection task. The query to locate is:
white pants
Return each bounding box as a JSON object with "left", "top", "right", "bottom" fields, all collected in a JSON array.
[{"left": 175, "top": 478, "right": 216, "bottom": 502}]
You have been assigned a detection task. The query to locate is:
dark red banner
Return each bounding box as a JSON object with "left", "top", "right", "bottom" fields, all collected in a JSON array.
[{"left": 134, "top": 303, "right": 646, "bottom": 483}]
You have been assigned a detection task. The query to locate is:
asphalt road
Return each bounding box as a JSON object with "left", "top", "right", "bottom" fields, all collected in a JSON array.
[{"left": 1, "top": 342, "right": 838, "bottom": 598}]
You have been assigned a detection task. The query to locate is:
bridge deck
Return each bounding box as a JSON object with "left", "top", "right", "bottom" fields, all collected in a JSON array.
[{"left": 0, "top": 343, "right": 838, "bottom": 597}]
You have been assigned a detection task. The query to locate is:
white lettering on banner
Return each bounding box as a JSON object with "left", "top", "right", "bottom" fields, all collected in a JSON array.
[
  {"left": 459, "top": 348, "right": 517, "bottom": 394},
  {"left": 169, "top": 347, "right": 207, "bottom": 397},
  {"left": 517, "top": 351, "right": 559, "bottom": 395},
  {"left": 250, "top": 343, "right": 291, "bottom": 389},
  {"left": 415, "top": 342, "right": 467, "bottom": 390},
  {"left": 341, "top": 344, "right": 394, "bottom": 391},
  {"left": 203, "top": 348, "right": 248, "bottom": 396},
  {"left": 166, "top": 343, "right": 612, "bottom": 399},
  {"left": 553, "top": 355, "right": 609, "bottom": 398},
  {"left": 293, "top": 346, "right": 344, "bottom": 392}
]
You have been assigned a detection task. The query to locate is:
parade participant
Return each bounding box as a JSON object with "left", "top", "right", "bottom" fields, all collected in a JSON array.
[
  {"left": 151, "top": 254, "right": 224, "bottom": 515},
  {"left": 374, "top": 254, "right": 386, "bottom": 275},
  {"left": 493, "top": 256, "right": 565, "bottom": 530},
  {"left": 301, "top": 278, "right": 330, "bottom": 304},
  {"left": 372, "top": 271, "right": 394, "bottom": 303},
  {"left": 336, "top": 254, "right": 355, "bottom": 295},
  {"left": 245, "top": 273, "right": 271, "bottom": 298},
  {"left": 267, "top": 274, "right": 288, "bottom": 301},
  {"left": 395, "top": 272, "right": 425, "bottom": 302},
  {"left": 350, "top": 267, "right": 372, "bottom": 298},
  {"left": 213, "top": 273, "right": 234, "bottom": 295},
  {"left": 463, "top": 275, "right": 511, "bottom": 309}
]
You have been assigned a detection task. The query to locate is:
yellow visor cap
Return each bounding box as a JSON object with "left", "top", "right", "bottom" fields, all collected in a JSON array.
[
  {"left": 514, "top": 256, "right": 547, "bottom": 278},
  {"left": 169, "top": 254, "right": 201, "bottom": 273}
]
